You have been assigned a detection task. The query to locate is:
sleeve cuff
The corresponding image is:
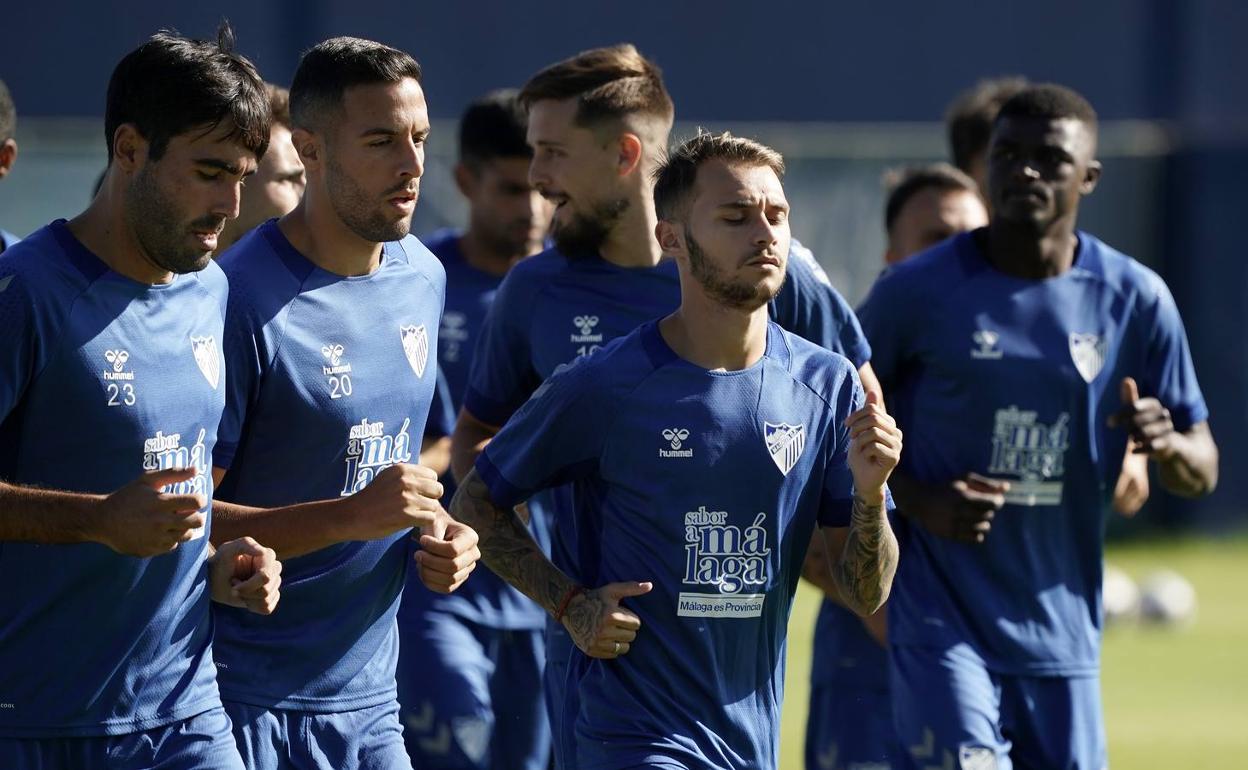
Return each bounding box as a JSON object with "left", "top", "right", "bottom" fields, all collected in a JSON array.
[
  {"left": 474, "top": 451, "right": 530, "bottom": 509},
  {"left": 463, "top": 386, "right": 520, "bottom": 429}
]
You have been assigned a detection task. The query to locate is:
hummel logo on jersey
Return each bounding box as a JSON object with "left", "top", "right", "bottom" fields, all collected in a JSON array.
[
  {"left": 190, "top": 336, "right": 220, "bottom": 390},
  {"left": 1069, "top": 332, "right": 1107, "bottom": 383},
  {"left": 321, "top": 343, "right": 353, "bottom": 398},
  {"left": 400, "top": 324, "right": 430, "bottom": 378},
  {"left": 660, "top": 428, "right": 693, "bottom": 458},
  {"left": 571, "top": 314, "right": 603, "bottom": 343},
  {"left": 321, "top": 343, "right": 346, "bottom": 369},
  {"left": 971, "top": 329, "right": 1003, "bottom": 359},
  {"left": 104, "top": 349, "right": 131, "bottom": 375},
  {"left": 764, "top": 422, "right": 806, "bottom": 476},
  {"left": 440, "top": 312, "right": 470, "bottom": 363}
]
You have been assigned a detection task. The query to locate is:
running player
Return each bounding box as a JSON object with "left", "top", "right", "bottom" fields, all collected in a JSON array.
[
  {"left": 0, "top": 77, "right": 20, "bottom": 251},
  {"left": 453, "top": 129, "right": 901, "bottom": 770},
  {"left": 805, "top": 163, "right": 987, "bottom": 770},
  {"left": 0, "top": 26, "right": 281, "bottom": 768},
  {"left": 449, "top": 45, "right": 877, "bottom": 766},
  {"left": 217, "top": 83, "right": 305, "bottom": 252},
  {"left": 208, "top": 37, "right": 480, "bottom": 770},
  {"left": 860, "top": 84, "right": 1218, "bottom": 770},
  {"left": 397, "top": 89, "right": 554, "bottom": 770}
]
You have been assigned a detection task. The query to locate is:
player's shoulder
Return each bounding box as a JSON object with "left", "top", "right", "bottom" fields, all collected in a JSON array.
[
  {"left": 493, "top": 246, "right": 570, "bottom": 301},
  {"left": 189, "top": 256, "right": 228, "bottom": 308},
  {"left": 389, "top": 233, "right": 447, "bottom": 291},
  {"left": 773, "top": 323, "right": 858, "bottom": 397},
  {"left": 864, "top": 231, "right": 971, "bottom": 303},
  {"left": 420, "top": 227, "right": 460, "bottom": 259},
  {"left": 0, "top": 221, "right": 103, "bottom": 305},
  {"left": 536, "top": 322, "right": 659, "bottom": 403},
  {"left": 785, "top": 238, "right": 835, "bottom": 289},
  {"left": 1074, "top": 231, "right": 1172, "bottom": 304}
]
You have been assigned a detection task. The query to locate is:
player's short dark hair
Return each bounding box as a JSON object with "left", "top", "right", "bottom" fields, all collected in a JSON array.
[
  {"left": 519, "top": 44, "right": 674, "bottom": 129},
  {"left": 459, "top": 89, "right": 531, "bottom": 168},
  {"left": 0, "top": 78, "right": 15, "bottom": 142},
  {"left": 883, "top": 163, "right": 980, "bottom": 232},
  {"left": 266, "top": 83, "right": 292, "bottom": 129},
  {"left": 997, "top": 83, "right": 1098, "bottom": 128},
  {"left": 945, "top": 76, "right": 1029, "bottom": 172},
  {"left": 104, "top": 23, "right": 270, "bottom": 163},
  {"left": 653, "top": 131, "right": 784, "bottom": 221},
  {"left": 290, "top": 37, "right": 422, "bottom": 131}
]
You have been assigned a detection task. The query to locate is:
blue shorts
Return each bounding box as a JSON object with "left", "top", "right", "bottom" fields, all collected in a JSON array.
[
  {"left": 224, "top": 699, "right": 410, "bottom": 770},
  {"left": 0, "top": 707, "right": 243, "bottom": 769},
  {"left": 891, "top": 644, "right": 1106, "bottom": 770},
  {"left": 805, "top": 683, "right": 896, "bottom": 770},
  {"left": 396, "top": 609, "right": 548, "bottom": 770}
]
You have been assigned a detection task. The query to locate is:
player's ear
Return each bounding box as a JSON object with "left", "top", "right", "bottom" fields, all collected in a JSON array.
[
  {"left": 291, "top": 127, "right": 321, "bottom": 172},
  {"left": 655, "top": 219, "right": 683, "bottom": 257},
  {"left": 112, "top": 124, "right": 147, "bottom": 174},
  {"left": 617, "top": 132, "right": 643, "bottom": 178},
  {"left": 1081, "top": 160, "right": 1102, "bottom": 195},
  {"left": 0, "top": 138, "right": 17, "bottom": 178},
  {"left": 453, "top": 162, "right": 478, "bottom": 199}
]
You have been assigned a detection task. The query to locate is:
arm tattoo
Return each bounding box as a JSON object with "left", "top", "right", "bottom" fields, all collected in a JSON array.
[
  {"left": 450, "top": 471, "right": 576, "bottom": 618},
  {"left": 833, "top": 495, "right": 899, "bottom": 616}
]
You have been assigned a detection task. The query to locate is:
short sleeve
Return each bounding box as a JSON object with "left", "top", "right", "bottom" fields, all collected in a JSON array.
[
  {"left": 213, "top": 284, "right": 268, "bottom": 470},
  {"left": 424, "top": 369, "right": 456, "bottom": 438},
  {"left": 770, "top": 240, "right": 872, "bottom": 367},
  {"left": 462, "top": 270, "right": 542, "bottom": 426},
  {"left": 475, "top": 358, "right": 607, "bottom": 508},
  {"left": 1138, "top": 272, "right": 1209, "bottom": 432},
  {"left": 818, "top": 367, "right": 895, "bottom": 527},
  {"left": 0, "top": 265, "right": 48, "bottom": 420}
]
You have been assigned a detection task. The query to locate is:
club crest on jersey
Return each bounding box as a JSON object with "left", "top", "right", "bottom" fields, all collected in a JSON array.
[
  {"left": 660, "top": 428, "right": 693, "bottom": 458},
  {"left": 959, "top": 746, "right": 998, "bottom": 770},
  {"left": 400, "top": 324, "right": 429, "bottom": 378},
  {"left": 971, "top": 328, "right": 1003, "bottom": 359},
  {"left": 571, "top": 314, "right": 603, "bottom": 343},
  {"left": 190, "top": 336, "right": 220, "bottom": 389},
  {"left": 1069, "top": 332, "right": 1107, "bottom": 383},
  {"left": 764, "top": 421, "right": 806, "bottom": 476}
]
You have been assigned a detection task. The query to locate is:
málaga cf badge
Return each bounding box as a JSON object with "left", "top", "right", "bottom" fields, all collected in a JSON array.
[
  {"left": 400, "top": 324, "right": 429, "bottom": 378},
  {"left": 190, "top": 335, "right": 220, "bottom": 390},
  {"left": 764, "top": 422, "right": 806, "bottom": 476},
  {"left": 1068, "top": 332, "right": 1107, "bottom": 384}
]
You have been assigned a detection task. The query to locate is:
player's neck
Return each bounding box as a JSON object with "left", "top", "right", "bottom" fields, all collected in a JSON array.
[
  {"left": 661, "top": 285, "right": 769, "bottom": 371},
  {"left": 67, "top": 191, "right": 175, "bottom": 285},
  {"left": 599, "top": 191, "right": 662, "bottom": 268},
  {"left": 458, "top": 229, "right": 519, "bottom": 278},
  {"left": 983, "top": 219, "right": 1079, "bottom": 279},
  {"left": 280, "top": 195, "right": 384, "bottom": 277}
]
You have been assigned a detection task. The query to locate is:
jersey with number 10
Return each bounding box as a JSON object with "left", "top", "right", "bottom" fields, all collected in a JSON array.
[{"left": 212, "top": 220, "right": 445, "bottom": 712}]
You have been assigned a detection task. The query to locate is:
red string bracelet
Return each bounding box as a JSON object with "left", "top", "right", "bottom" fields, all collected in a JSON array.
[{"left": 555, "top": 585, "right": 586, "bottom": 622}]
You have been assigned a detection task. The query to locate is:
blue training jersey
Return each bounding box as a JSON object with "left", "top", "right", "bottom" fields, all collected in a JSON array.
[
  {"left": 212, "top": 220, "right": 445, "bottom": 711},
  {"left": 399, "top": 228, "right": 546, "bottom": 631},
  {"left": 857, "top": 229, "right": 1208, "bottom": 676},
  {"left": 0, "top": 221, "right": 224, "bottom": 737},
  {"left": 478, "top": 320, "right": 876, "bottom": 770}
]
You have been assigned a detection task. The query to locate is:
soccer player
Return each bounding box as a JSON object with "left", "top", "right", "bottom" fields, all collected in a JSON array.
[
  {"left": 804, "top": 164, "right": 987, "bottom": 770},
  {"left": 453, "top": 129, "right": 901, "bottom": 770},
  {"left": 450, "top": 44, "right": 878, "bottom": 768},
  {"left": 0, "top": 77, "right": 20, "bottom": 251},
  {"left": 945, "top": 77, "right": 1029, "bottom": 203},
  {"left": 208, "top": 37, "right": 480, "bottom": 770},
  {"left": 859, "top": 84, "right": 1219, "bottom": 770},
  {"left": 0, "top": 27, "right": 281, "bottom": 768},
  {"left": 397, "top": 89, "right": 554, "bottom": 769},
  {"left": 217, "top": 83, "right": 305, "bottom": 252}
]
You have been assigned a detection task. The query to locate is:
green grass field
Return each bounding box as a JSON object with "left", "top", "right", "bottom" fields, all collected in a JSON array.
[{"left": 779, "top": 535, "right": 1248, "bottom": 769}]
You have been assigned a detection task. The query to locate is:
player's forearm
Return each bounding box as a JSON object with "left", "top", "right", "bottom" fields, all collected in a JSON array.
[
  {"left": 450, "top": 469, "right": 576, "bottom": 616},
  {"left": 420, "top": 435, "right": 452, "bottom": 477},
  {"left": 450, "top": 409, "right": 499, "bottom": 484},
  {"left": 832, "top": 494, "right": 898, "bottom": 616},
  {"left": 1156, "top": 422, "right": 1219, "bottom": 497},
  {"left": 210, "top": 498, "right": 349, "bottom": 560},
  {"left": 0, "top": 482, "right": 104, "bottom": 545}
]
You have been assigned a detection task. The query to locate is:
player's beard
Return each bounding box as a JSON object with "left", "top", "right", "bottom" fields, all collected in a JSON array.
[
  {"left": 551, "top": 196, "right": 628, "bottom": 258},
  {"left": 686, "top": 227, "right": 783, "bottom": 312},
  {"left": 326, "top": 152, "right": 415, "bottom": 243},
  {"left": 126, "top": 165, "right": 219, "bottom": 275}
]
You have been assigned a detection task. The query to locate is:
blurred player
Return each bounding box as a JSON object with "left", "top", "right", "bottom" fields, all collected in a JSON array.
[
  {"left": 0, "top": 77, "right": 20, "bottom": 251},
  {"left": 217, "top": 83, "right": 305, "bottom": 251},
  {"left": 804, "top": 163, "right": 987, "bottom": 770},
  {"left": 209, "top": 37, "right": 480, "bottom": 770},
  {"left": 946, "top": 77, "right": 1029, "bottom": 202},
  {"left": 859, "top": 84, "right": 1219, "bottom": 770},
  {"left": 449, "top": 43, "right": 878, "bottom": 767},
  {"left": 397, "top": 89, "right": 553, "bottom": 770},
  {"left": 0, "top": 26, "right": 281, "bottom": 768},
  {"left": 452, "top": 130, "right": 901, "bottom": 770}
]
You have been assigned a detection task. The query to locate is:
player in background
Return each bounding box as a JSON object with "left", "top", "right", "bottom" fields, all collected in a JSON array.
[
  {"left": 0, "top": 77, "right": 21, "bottom": 250},
  {"left": 945, "top": 77, "right": 1029, "bottom": 205},
  {"left": 449, "top": 43, "right": 878, "bottom": 768},
  {"left": 397, "top": 88, "right": 553, "bottom": 770},
  {"left": 804, "top": 163, "right": 987, "bottom": 770},
  {"left": 453, "top": 129, "right": 901, "bottom": 770},
  {"left": 0, "top": 26, "right": 281, "bottom": 769},
  {"left": 209, "top": 37, "right": 480, "bottom": 770},
  {"left": 217, "top": 83, "right": 305, "bottom": 252},
  {"left": 860, "top": 84, "right": 1218, "bottom": 770}
]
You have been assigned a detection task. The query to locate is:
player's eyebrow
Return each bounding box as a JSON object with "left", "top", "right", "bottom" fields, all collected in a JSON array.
[
  {"left": 359, "top": 126, "right": 431, "bottom": 140},
  {"left": 194, "top": 158, "right": 249, "bottom": 176},
  {"left": 718, "top": 199, "right": 790, "bottom": 213}
]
